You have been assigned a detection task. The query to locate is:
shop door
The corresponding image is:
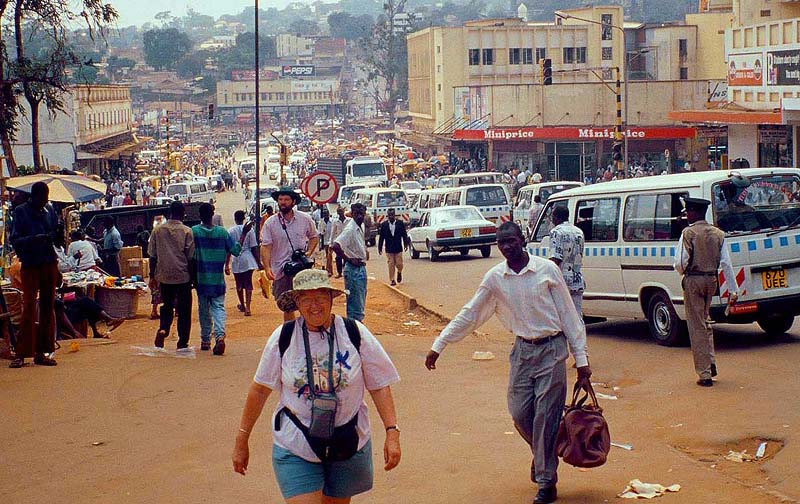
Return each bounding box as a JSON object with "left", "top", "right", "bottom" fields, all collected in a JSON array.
[{"left": 558, "top": 155, "right": 581, "bottom": 181}]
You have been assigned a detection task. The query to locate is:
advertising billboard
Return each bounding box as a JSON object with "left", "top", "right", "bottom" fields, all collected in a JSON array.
[
  {"left": 727, "top": 53, "right": 764, "bottom": 86},
  {"left": 281, "top": 65, "right": 315, "bottom": 77},
  {"left": 767, "top": 49, "right": 800, "bottom": 86}
]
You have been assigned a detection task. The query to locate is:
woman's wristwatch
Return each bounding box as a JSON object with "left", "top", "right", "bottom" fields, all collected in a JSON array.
[{"left": 385, "top": 425, "right": 400, "bottom": 433}]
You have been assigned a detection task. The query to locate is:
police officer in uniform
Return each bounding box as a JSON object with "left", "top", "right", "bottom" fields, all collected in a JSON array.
[{"left": 674, "top": 197, "right": 738, "bottom": 387}]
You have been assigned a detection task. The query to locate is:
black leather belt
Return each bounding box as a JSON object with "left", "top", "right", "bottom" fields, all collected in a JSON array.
[
  {"left": 518, "top": 332, "right": 564, "bottom": 345},
  {"left": 686, "top": 271, "right": 716, "bottom": 277}
]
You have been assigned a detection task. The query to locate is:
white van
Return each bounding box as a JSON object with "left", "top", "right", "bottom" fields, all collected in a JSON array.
[
  {"left": 441, "top": 184, "right": 512, "bottom": 224},
  {"left": 345, "top": 156, "right": 388, "bottom": 186},
  {"left": 410, "top": 188, "right": 452, "bottom": 227},
  {"left": 337, "top": 182, "right": 382, "bottom": 207},
  {"left": 527, "top": 168, "right": 800, "bottom": 346},
  {"left": 350, "top": 188, "right": 410, "bottom": 224},
  {"left": 166, "top": 181, "right": 215, "bottom": 203},
  {"left": 437, "top": 172, "right": 505, "bottom": 189},
  {"left": 514, "top": 182, "right": 584, "bottom": 227}
]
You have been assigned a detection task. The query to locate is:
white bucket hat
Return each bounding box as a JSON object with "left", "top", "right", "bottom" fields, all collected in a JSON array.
[{"left": 276, "top": 269, "right": 348, "bottom": 312}]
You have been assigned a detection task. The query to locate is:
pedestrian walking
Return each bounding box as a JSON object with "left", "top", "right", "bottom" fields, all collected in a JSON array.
[
  {"left": 317, "top": 209, "right": 334, "bottom": 276},
  {"left": 226, "top": 210, "right": 262, "bottom": 317},
  {"left": 101, "top": 216, "right": 123, "bottom": 276},
  {"left": 149, "top": 201, "right": 195, "bottom": 349},
  {"left": 674, "top": 197, "right": 737, "bottom": 387},
  {"left": 377, "top": 208, "right": 410, "bottom": 286},
  {"left": 232, "top": 269, "right": 401, "bottom": 503},
  {"left": 192, "top": 203, "right": 242, "bottom": 355},
  {"left": 8, "top": 182, "right": 59, "bottom": 368},
  {"left": 330, "top": 207, "right": 347, "bottom": 278},
  {"left": 332, "top": 203, "right": 368, "bottom": 322},
  {"left": 527, "top": 195, "right": 544, "bottom": 238},
  {"left": 425, "top": 222, "right": 591, "bottom": 504},
  {"left": 136, "top": 225, "right": 150, "bottom": 258},
  {"left": 260, "top": 187, "right": 318, "bottom": 322},
  {"left": 548, "top": 205, "right": 585, "bottom": 316}
]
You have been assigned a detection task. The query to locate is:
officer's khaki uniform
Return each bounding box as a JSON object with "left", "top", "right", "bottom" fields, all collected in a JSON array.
[{"left": 679, "top": 221, "right": 725, "bottom": 380}]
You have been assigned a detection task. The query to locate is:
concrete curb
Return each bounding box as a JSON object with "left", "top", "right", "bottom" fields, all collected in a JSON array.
[{"left": 379, "top": 281, "right": 454, "bottom": 324}]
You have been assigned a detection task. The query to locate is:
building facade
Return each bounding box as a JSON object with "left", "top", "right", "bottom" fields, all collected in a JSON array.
[
  {"left": 407, "top": 5, "right": 718, "bottom": 180},
  {"left": 9, "top": 85, "right": 139, "bottom": 174},
  {"left": 216, "top": 78, "right": 343, "bottom": 120},
  {"left": 670, "top": 0, "right": 800, "bottom": 170}
]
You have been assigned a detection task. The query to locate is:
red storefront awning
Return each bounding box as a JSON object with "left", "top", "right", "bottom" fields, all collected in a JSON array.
[{"left": 452, "top": 126, "right": 697, "bottom": 141}]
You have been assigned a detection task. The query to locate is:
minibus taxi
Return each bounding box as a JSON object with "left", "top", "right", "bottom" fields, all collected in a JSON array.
[
  {"left": 436, "top": 171, "right": 505, "bottom": 189},
  {"left": 409, "top": 188, "right": 451, "bottom": 227},
  {"left": 513, "top": 181, "right": 583, "bottom": 227},
  {"left": 527, "top": 168, "right": 800, "bottom": 346},
  {"left": 441, "top": 184, "right": 512, "bottom": 224},
  {"left": 350, "top": 187, "right": 410, "bottom": 246}
]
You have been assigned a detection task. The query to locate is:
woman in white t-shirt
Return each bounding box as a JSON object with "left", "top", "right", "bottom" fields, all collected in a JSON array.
[{"left": 232, "top": 269, "right": 401, "bottom": 503}]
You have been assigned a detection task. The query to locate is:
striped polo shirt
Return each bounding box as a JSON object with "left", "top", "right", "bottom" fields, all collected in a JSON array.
[{"left": 192, "top": 224, "right": 242, "bottom": 297}]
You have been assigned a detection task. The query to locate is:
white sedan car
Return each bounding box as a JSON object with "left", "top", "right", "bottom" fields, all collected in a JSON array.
[{"left": 409, "top": 205, "right": 497, "bottom": 261}]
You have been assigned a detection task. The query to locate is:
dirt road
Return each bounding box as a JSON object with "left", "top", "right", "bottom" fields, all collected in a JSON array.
[{"left": 1, "top": 189, "right": 797, "bottom": 503}]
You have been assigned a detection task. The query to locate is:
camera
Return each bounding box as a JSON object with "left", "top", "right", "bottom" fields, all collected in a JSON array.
[{"left": 283, "top": 249, "right": 314, "bottom": 277}]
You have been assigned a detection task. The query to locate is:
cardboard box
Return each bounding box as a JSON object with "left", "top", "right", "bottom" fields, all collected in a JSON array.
[
  {"left": 118, "top": 246, "right": 143, "bottom": 278},
  {"left": 128, "top": 258, "right": 149, "bottom": 279}
]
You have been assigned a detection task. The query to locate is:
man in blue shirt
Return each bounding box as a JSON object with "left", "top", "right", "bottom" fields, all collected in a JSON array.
[
  {"left": 9, "top": 182, "right": 59, "bottom": 368},
  {"left": 102, "top": 216, "right": 124, "bottom": 276}
]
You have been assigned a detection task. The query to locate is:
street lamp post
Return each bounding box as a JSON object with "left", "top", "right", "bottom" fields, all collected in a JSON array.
[
  {"left": 556, "top": 12, "right": 629, "bottom": 174},
  {"left": 254, "top": 0, "right": 261, "bottom": 236}
]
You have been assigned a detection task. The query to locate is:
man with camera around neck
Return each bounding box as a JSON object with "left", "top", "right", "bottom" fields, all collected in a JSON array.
[{"left": 260, "top": 188, "right": 318, "bottom": 322}]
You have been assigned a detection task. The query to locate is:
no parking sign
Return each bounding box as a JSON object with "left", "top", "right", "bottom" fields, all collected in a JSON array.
[{"left": 301, "top": 171, "right": 339, "bottom": 205}]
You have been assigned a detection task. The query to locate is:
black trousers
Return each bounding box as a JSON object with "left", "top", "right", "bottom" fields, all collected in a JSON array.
[
  {"left": 103, "top": 252, "right": 121, "bottom": 277},
  {"left": 159, "top": 282, "right": 193, "bottom": 348},
  {"left": 335, "top": 255, "right": 344, "bottom": 276}
]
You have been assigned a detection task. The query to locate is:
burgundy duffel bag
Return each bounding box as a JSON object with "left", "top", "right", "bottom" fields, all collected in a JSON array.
[{"left": 556, "top": 380, "right": 611, "bottom": 468}]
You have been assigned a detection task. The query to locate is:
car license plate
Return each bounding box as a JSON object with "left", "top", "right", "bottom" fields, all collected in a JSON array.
[
  {"left": 460, "top": 228, "right": 473, "bottom": 238},
  {"left": 487, "top": 217, "right": 498, "bottom": 223},
  {"left": 761, "top": 269, "right": 787, "bottom": 290}
]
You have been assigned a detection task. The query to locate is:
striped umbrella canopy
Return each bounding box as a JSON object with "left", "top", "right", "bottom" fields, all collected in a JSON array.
[{"left": 6, "top": 173, "right": 107, "bottom": 203}]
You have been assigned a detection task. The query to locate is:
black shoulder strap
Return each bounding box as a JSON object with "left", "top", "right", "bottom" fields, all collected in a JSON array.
[
  {"left": 280, "top": 318, "right": 360, "bottom": 356},
  {"left": 278, "top": 320, "right": 296, "bottom": 358},
  {"left": 343, "top": 317, "right": 361, "bottom": 353}
]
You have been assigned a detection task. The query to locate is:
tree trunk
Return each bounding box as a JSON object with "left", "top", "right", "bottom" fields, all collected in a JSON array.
[
  {"left": 0, "top": 3, "right": 18, "bottom": 175},
  {"left": 29, "top": 98, "right": 42, "bottom": 172}
]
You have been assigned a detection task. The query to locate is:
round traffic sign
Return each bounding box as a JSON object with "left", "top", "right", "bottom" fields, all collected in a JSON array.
[{"left": 301, "top": 171, "right": 339, "bottom": 204}]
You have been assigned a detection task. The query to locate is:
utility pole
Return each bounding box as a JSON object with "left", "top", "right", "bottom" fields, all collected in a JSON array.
[{"left": 254, "top": 0, "right": 261, "bottom": 235}]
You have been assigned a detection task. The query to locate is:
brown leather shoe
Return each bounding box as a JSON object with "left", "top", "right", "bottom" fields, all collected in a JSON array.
[
  {"left": 697, "top": 378, "right": 713, "bottom": 387},
  {"left": 154, "top": 329, "right": 167, "bottom": 348},
  {"left": 213, "top": 339, "right": 226, "bottom": 356},
  {"left": 33, "top": 355, "right": 57, "bottom": 366},
  {"left": 534, "top": 486, "right": 557, "bottom": 504}
]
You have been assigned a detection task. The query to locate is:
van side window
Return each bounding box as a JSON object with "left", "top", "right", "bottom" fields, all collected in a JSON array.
[
  {"left": 533, "top": 200, "right": 568, "bottom": 241},
  {"left": 623, "top": 193, "right": 688, "bottom": 241},
  {"left": 575, "top": 198, "right": 620, "bottom": 242},
  {"left": 466, "top": 186, "right": 507, "bottom": 206},
  {"left": 445, "top": 192, "right": 460, "bottom": 206}
]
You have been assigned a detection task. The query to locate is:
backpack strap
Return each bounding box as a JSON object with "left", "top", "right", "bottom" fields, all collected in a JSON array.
[
  {"left": 279, "top": 317, "right": 360, "bottom": 357},
  {"left": 278, "top": 320, "right": 296, "bottom": 358},
  {"left": 342, "top": 317, "right": 361, "bottom": 353}
]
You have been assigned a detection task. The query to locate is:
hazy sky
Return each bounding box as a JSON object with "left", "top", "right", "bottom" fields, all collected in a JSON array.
[{"left": 113, "top": 0, "right": 295, "bottom": 27}]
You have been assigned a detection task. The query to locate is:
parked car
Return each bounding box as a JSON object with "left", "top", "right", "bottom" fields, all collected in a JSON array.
[{"left": 409, "top": 205, "right": 497, "bottom": 261}]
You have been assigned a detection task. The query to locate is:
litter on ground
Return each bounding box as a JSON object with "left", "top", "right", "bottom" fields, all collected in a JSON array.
[
  {"left": 472, "top": 351, "right": 495, "bottom": 361},
  {"left": 131, "top": 346, "right": 197, "bottom": 359},
  {"left": 755, "top": 442, "right": 768, "bottom": 459},
  {"left": 725, "top": 450, "right": 754, "bottom": 462},
  {"left": 596, "top": 392, "right": 619, "bottom": 400},
  {"left": 618, "top": 479, "right": 681, "bottom": 499},
  {"left": 611, "top": 442, "right": 633, "bottom": 451}
]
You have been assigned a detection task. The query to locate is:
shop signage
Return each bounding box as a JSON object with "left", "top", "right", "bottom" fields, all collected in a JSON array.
[
  {"left": 758, "top": 126, "right": 791, "bottom": 143},
  {"left": 698, "top": 126, "right": 728, "bottom": 139},
  {"left": 453, "top": 126, "right": 697, "bottom": 141},
  {"left": 767, "top": 49, "right": 800, "bottom": 86},
  {"left": 282, "top": 65, "right": 315, "bottom": 77},
  {"left": 290, "top": 80, "right": 336, "bottom": 93},
  {"left": 728, "top": 53, "right": 764, "bottom": 86},
  {"left": 230, "top": 70, "right": 279, "bottom": 81}
]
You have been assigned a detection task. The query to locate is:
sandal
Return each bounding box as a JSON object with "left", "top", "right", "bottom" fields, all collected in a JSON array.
[
  {"left": 244, "top": 309, "right": 252, "bottom": 317},
  {"left": 237, "top": 304, "right": 245, "bottom": 312}
]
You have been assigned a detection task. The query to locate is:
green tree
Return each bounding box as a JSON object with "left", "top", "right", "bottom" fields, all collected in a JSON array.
[
  {"left": 289, "top": 18, "right": 319, "bottom": 36},
  {"left": 361, "top": 0, "right": 411, "bottom": 128},
  {"left": 175, "top": 54, "right": 203, "bottom": 78},
  {"left": 142, "top": 28, "right": 193, "bottom": 71},
  {"left": 328, "top": 12, "right": 373, "bottom": 40}
]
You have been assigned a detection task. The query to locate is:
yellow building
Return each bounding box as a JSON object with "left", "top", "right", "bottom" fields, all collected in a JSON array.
[
  {"left": 407, "top": 5, "right": 724, "bottom": 180},
  {"left": 671, "top": 0, "right": 800, "bottom": 169}
]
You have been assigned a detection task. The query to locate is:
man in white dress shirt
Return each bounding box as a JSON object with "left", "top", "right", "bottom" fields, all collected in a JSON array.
[{"left": 425, "top": 221, "right": 591, "bottom": 504}]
